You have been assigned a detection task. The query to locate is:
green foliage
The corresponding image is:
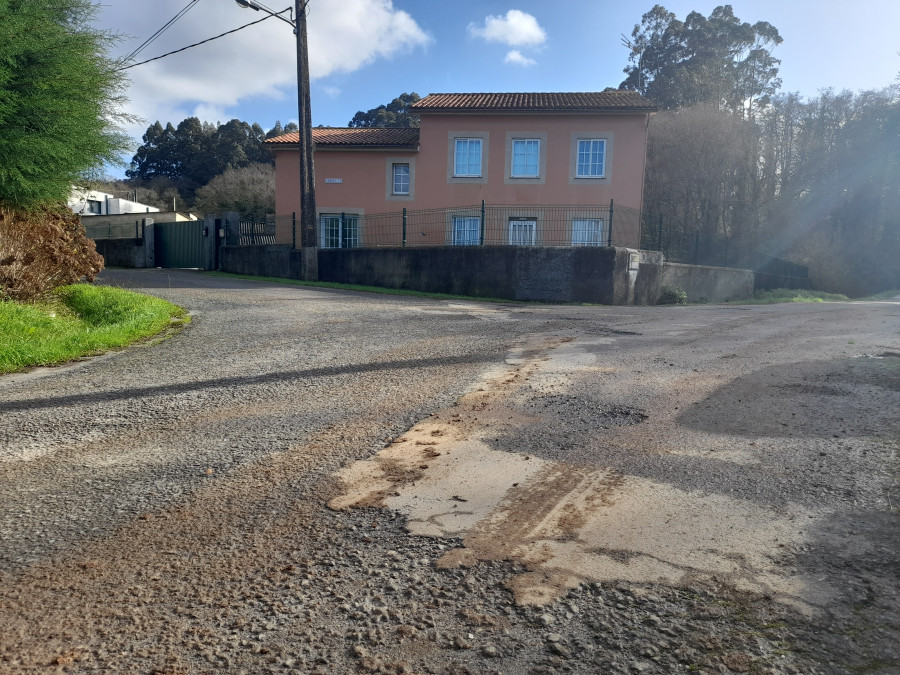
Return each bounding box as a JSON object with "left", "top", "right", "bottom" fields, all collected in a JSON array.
[
  {"left": 193, "top": 163, "right": 274, "bottom": 221},
  {"left": 0, "top": 283, "right": 186, "bottom": 374},
  {"left": 621, "top": 5, "right": 782, "bottom": 117},
  {"left": 348, "top": 93, "right": 421, "bottom": 128},
  {"left": 657, "top": 284, "right": 688, "bottom": 305},
  {"left": 126, "top": 117, "right": 273, "bottom": 186},
  {"left": 0, "top": 0, "right": 131, "bottom": 209},
  {"left": 746, "top": 289, "right": 849, "bottom": 303},
  {"left": 0, "top": 205, "right": 104, "bottom": 301}
]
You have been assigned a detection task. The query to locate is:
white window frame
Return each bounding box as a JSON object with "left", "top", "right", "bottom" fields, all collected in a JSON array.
[
  {"left": 454, "top": 138, "right": 483, "bottom": 177},
  {"left": 452, "top": 216, "right": 480, "bottom": 246},
  {"left": 572, "top": 218, "right": 605, "bottom": 246},
  {"left": 511, "top": 139, "right": 540, "bottom": 178},
  {"left": 508, "top": 218, "right": 536, "bottom": 246},
  {"left": 392, "top": 163, "right": 410, "bottom": 195},
  {"left": 320, "top": 213, "right": 359, "bottom": 249},
  {"left": 576, "top": 139, "right": 606, "bottom": 178}
]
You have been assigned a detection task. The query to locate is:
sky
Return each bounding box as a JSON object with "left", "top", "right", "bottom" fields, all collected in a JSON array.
[{"left": 98, "top": 0, "right": 899, "bottom": 164}]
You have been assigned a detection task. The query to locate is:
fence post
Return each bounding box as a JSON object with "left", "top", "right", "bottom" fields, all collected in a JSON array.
[
  {"left": 402, "top": 208, "right": 407, "bottom": 247},
  {"left": 694, "top": 229, "right": 701, "bottom": 265},
  {"left": 292, "top": 212, "right": 296, "bottom": 249},
  {"left": 657, "top": 215, "right": 663, "bottom": 252},
  {"left": 723, "top": 238, "right": 729, "bottom": 267},
  {"left": 480, "top": 200, "right": 485, "bottom": 246},
  {"left": 108, "top": 222, "right": 111, "bottom": 238},
  {"left": 607, "top": 199, "right": 614, "bottom": 247}
]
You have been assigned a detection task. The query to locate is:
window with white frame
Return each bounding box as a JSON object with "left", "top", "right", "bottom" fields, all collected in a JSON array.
[
  {"left": 576, "top": 139, "right": 606, "bottom": 178},
  {"left": 452, "top": 216, "right": 480, "bottom": 245},
  {"left": 572, "top": 218, "right": 605, "bottom": 246},
  {"left": 392, "top": 163, "right": 410, "bottom": 194},
  {"left": 509, "top": 218, "right": 536, "bottom": 245},
  {"left": 454, "top": 138, "right": 482, "bottom": 177},
  {"left": 320, "top": 213, "right": 359, "bottom": 249},
  {"left": 511, "top": 139, "right": 540, "bottom": 177}
]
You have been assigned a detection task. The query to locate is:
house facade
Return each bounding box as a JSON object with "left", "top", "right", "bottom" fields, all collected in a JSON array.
[{"left": 265, "top": 91, "right": 656, "bottom": 249}]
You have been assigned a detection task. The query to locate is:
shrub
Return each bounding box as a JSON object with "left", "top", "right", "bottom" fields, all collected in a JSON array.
[
  {"left": 657, "top": 284, "right": 688, "bottom": 305},
  {"left": 0, "top": 205, "right": 104, "bottom": 301}
]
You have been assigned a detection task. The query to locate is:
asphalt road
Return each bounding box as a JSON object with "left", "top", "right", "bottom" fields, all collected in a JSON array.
[{"left": 0, "top": 269, "right": 897, "bottom": 674}]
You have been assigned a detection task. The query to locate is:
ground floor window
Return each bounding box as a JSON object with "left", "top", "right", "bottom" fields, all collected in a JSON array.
[
  {"left": 572, "top": 218, "right": 605, "bottom": 246},
  {"left": 321, "top": 214, "right": 359, "bottom": 249},
  {"left": 509, "top": 218, "right": 536, "bottom": 245},
  {"left": 452, "top": 216, "right": 480, "bottom": 245}
]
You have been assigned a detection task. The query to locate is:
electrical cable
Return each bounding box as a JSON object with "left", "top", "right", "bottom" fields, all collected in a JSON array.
[
  {"left": 117, "top": 9, "right": 290, "bottom": 71},
  {"left": 123, "top": 0, "right": 202, "bottom": 63}
]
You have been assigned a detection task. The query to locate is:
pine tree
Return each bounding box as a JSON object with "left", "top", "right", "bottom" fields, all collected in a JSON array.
[{"left": 0, "top": 0, "right": 131, "bottom": 209}]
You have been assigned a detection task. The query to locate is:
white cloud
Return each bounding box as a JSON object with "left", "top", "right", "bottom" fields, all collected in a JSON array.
[
  {"left": 505, "top": 50, "right": 537, "bottom": 67},
  {"left": 467, "top": 9, "right": 546, "bottom": 47},
  {"left": 320, "top": 85, "right": 343, "bottom": 99},
  {"left": 99, "top": 0, "right": 431, "bottom": 142}
]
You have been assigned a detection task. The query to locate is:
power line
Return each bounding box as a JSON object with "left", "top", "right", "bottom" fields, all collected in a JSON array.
[
  {"left": 123, "top": 0, "right": 202, "bottom": 64},
  {"left": 117, "top": 10, "right": 289, "bottom": 71}
]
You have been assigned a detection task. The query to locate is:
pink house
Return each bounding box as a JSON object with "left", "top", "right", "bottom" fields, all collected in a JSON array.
[{"left": 265, "top": 91, "right": 656, "bottom": 249}]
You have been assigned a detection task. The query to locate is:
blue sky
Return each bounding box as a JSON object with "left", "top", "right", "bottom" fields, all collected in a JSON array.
[{"left": 101, "top": 0, "right": 899, "bottom": 151}]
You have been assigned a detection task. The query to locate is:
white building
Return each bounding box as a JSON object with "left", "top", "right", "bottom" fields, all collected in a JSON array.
[{"left": 68, "top": 188, "right": 160, "bottom": 216}]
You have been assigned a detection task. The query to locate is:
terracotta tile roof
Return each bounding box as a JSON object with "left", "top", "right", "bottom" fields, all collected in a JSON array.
[
  {"left": 412, "top": 91, "right": 657, "bottom": 113},
  {"left": 264, "top": 127, "right": 420, "bottom": 148}
]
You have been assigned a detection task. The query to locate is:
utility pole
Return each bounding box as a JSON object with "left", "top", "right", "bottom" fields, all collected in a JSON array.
[
  {"left": 295, "top": 0, "right": 317, "bottom": 280},
  {"left": 235, "top": 0, "right": 317, "bottom": 280}
]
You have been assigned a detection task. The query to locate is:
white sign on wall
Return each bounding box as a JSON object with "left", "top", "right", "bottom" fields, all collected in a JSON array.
[{"left": 324, "top": 178, "right": 342, "bottom": 184}]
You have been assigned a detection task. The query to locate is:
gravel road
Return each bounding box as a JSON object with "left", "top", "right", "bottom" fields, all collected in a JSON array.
[{"left": 1, "top": 269, "right": 897, "bottom": 674}]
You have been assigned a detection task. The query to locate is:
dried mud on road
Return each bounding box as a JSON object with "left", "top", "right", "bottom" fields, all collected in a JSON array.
[{"left": 1, "top": 270, "right": 898, "bottom": 674}]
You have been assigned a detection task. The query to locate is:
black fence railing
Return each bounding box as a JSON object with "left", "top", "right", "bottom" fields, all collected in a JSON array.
[
  {"left": 83, "top": 220, "right": 148, "bottom": 240},
  {"left": 272, "top": 202, "right": 644, "bottom": 250},
  {"left": 639, "top": 213, "right": 810, "bottom": 288}
]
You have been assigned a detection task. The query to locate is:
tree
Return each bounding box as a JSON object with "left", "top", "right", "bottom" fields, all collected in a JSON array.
[
  {"left": 621, "top": 5, "right": 782, "bottom": 118},
  {"left": 193, "top": 163, "right": 274, "bottom": 221},
  {"left": 0, "top": 0, "right": 130, "bottom": 209},
  {"left": 348, "top": 93, "right": 421, "bottom": 128}
]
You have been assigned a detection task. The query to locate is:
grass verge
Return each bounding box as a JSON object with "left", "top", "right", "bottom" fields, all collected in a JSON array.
[
  {"left": 733, "top": 288, "right": 851, "bottom": 304},
  {"left": 203, "top": 271, "right": 514, "bottom": 303},
  {"left": 0, "top": 284, "right": 187, "bottom": 375}
]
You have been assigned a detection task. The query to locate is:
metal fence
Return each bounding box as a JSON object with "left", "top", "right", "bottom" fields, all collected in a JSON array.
[
  {"left": 271, "top": 201, "right": 636, "bottom": 250},
  {"left": 639, "top": 213, "right": 810, "bottom": 288},
  {"left": 83, "top": 220, "right": 148, "bottom": 240}
]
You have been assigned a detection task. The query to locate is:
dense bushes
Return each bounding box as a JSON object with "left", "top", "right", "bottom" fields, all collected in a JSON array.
[{"left": 0, "top": 205, "right": 104, "bottom": 301}]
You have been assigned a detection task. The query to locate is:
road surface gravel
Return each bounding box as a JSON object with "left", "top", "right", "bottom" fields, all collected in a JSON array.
[{"left": 0, "top": 269, "right": 897, "bottom": 674}]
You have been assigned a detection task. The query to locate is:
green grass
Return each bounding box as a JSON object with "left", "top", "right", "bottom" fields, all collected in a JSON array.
[
  {"left": 203, "top": 271, "right": 515, "bottom": 303},
  {"left": 0, "top": 284, "right": 187, "bottom": 374},
  {"left": 732, "top": 288, "right": 851, "bottom": 304},
  {"left": 862, "top": 289, "right": 900, "bottom": 301}
]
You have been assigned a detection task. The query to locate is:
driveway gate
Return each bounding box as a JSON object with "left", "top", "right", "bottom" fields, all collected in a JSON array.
[{"left": 155, "top": 220, "right": 205, "bottom": 268}]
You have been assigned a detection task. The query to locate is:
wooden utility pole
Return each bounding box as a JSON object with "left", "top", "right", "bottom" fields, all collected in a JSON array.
[{"left": 296, "top": 0, "right": 317, "bottom": 280}]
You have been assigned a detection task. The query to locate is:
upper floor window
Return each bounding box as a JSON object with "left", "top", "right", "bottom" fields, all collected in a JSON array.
[
  {"left": 576, "top": 139, "right": 606, "bottom": 178},
  {"left": 392, "top": 163, "right": 410, "bottom": 195},
  {"left": 86, "top": 199, "right": 102, "bottom": 214},
  {"left": 454, "top": 138, "right": 482, "bottom": 177},
  {"left": 511, "top": 139, "right": 540, "bottom": 178}
]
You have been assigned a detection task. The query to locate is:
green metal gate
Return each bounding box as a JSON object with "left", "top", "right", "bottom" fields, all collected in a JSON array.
[{"left": 155, "top": 221, "right": 205, "bottom": 268}]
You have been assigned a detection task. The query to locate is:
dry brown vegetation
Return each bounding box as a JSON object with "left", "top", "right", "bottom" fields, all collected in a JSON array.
[{"left": 0, "top": 205, "right": 104, "bottom": 301}]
